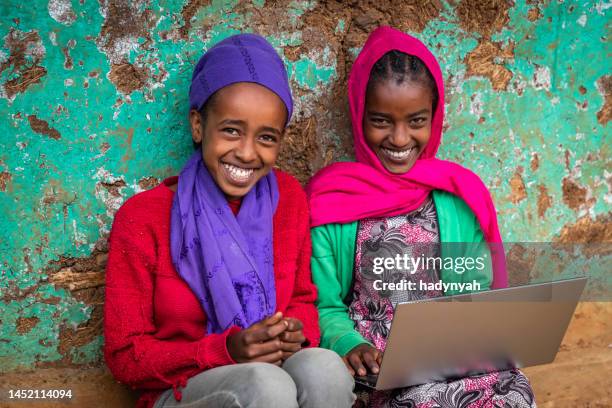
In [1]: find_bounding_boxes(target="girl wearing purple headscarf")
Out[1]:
[104,34,355,408]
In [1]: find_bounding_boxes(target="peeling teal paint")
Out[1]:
[287,54,336,90]
[0,296,84,368]
[0,0,609,371]
[286,0,317,25]
[71,335,104,365]
[403,0,610,242]
[335,19,345,35]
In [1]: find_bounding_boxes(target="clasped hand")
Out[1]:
[227,312,305,365]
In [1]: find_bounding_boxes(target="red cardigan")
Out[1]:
[103,169,320,408]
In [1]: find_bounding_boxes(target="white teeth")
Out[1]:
[382,147,413,160]
[223,163,254,181]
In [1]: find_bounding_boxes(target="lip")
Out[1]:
[379,146,417,164]
[220,162,258,187]
[221,161,260,170]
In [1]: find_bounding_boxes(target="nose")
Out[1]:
[389,123,412,148]
[234,135,257,163]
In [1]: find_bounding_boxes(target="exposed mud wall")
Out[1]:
[0,0,609,377]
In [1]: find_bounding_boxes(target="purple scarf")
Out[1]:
[170,152,279,333]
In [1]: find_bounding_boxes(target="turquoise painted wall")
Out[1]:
[0,0,609,370]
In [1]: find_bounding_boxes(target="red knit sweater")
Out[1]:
[103,170,320,408]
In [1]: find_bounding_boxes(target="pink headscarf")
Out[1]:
[306,26,507,289]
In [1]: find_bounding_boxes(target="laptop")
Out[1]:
[354,277,587,390]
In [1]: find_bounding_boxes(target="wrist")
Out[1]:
[224,326,242,364]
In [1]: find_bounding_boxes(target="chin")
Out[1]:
[379,158,415,174]
[220,183,251,199]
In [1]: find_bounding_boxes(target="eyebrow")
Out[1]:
[367,109,430,118]
[219,119,246,127]
[259,126,282,136]
[366,111,391,117]
[218,119,282,136]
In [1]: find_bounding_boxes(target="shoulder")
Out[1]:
[432,190,483,240]
[271,169,310,236]
[274,168,304,194]
[311,221,358,251]
[432,190,473,216]
[113,182,173,227]
[312,220,357,233]
[107,183,173,254]
[273,168,307,208]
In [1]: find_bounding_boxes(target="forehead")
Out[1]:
[210,82,287,124]
[366,80,433,111]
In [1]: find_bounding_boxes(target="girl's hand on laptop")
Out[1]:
[343,344,382,376]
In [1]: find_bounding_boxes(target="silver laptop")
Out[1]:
[355,277,587,390]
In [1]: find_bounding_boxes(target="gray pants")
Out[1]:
[153,347,355,408]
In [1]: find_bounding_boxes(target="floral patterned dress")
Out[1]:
[348,197,536,408]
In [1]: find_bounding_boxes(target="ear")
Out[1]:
[189,109,203,144]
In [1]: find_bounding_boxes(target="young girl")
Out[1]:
[307,27,535,407]
[104,33,354,408]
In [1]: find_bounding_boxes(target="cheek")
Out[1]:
[201,133,227,166]
[260,145,280,167]
[363,126,383,149]
[417,125,432,147]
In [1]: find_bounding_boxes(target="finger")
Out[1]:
[280,330,306,344]
[376,351,383,366]
[242,338,284,359]
[250,350,284,366]
[262,311,283,326]
[342,356,355,376]
[250,312,283,331]
[248,312,283,329]
[243,320,287,344]
[279,341,302,353]
[348,352,367,377]
[283,317,303,332]
[362,350,380,374]
[264,319,288,339]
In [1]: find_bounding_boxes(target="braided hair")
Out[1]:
[367,50,439,112]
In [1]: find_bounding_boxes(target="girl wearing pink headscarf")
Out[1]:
[307,27,536,407]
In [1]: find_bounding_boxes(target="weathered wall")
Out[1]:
[0,0,609,402]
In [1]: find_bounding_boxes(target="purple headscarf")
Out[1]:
[171,33,292,334]
[189,33,293,124]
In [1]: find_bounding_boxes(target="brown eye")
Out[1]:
[223,128,240,136]
[410,117,427,126]
[370,117,389,125]
[258,134,278,144]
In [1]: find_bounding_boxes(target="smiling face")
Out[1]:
[363,79,434,174]
[190,82,287,200]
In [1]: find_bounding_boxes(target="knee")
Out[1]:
[287,348,352,385]
[235,363,298,408]
[284,348,355,405]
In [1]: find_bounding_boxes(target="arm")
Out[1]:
[311,224,371,357]
[436,191,493,295]
[103,203,238,393]
[465,219,493,292]
[283,192,320,347]
[455,195,493,292]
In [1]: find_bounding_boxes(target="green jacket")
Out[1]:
[311,190,492,356]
